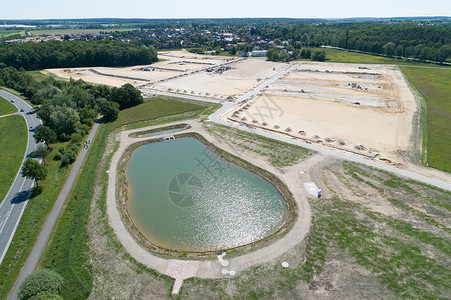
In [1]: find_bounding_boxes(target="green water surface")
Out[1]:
[127,137,287,251]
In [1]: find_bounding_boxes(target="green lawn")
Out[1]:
[400,66,451,172]
[112,97,211,129]
[0,115,27,203]
[294,48,449,67]
[0,96,17,116]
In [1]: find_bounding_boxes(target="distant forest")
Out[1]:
[257,22,451,62]
[0,40,158,70]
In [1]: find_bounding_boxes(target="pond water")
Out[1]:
[127,137,287,251]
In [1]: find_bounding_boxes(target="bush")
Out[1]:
[18,269,63,300]
[29,291,63,300]
[59,144,79,166]
[80,124,91,135]
[70,133,83,145]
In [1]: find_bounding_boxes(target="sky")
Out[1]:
[1,0,450,20]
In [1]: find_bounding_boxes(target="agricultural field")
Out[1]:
[400,66,451,172]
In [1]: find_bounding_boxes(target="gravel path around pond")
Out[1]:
[106,119,317,293]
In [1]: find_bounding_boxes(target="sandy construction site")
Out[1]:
[227,62,419,165]
[47,52,419,165]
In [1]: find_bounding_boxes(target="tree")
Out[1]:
[311,50,326,62]
[21,158,47,186]
[98,98,119,122]
[33,126,56,148]
[49,106,81,140]
[266,48,278,61]
[33,145,51,164]
[108,83,143,110]
[383,42,396,57]
[18,269,63,300]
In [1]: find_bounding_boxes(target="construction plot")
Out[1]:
[226,62,418,165]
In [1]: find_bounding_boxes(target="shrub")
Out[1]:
[18,269,63,300]
[70,133,83,145]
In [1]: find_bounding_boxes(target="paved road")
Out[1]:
[8,118,100,300]
[0,89,42,265]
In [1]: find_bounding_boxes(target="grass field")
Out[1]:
[0,30,26,39]
[113,96,216,129]
[36,98,213,299]
[0,115,27,204]
[293,48,449,67]
[400,66,451,172]
[0,96,17,116]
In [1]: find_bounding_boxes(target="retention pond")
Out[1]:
[127,137,288,252]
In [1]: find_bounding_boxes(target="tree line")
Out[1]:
[257,22,450,62]
[0,40,158,70]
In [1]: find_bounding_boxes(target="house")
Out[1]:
[251,50,267,57]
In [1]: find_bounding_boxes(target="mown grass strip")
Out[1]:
[0,115,27,203]
[399,66,451,172]
[0,96,17,116]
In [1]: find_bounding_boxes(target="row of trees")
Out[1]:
[0,40,158,70]
[258,22,451,63]
[266,49,325,62]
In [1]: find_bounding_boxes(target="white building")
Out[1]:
[251,50,267,57]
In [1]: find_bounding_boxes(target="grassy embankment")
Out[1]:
[0,115,27,203]
[36,97,216,299]
[0,96,17,116]
[400,66,451,172]
[0,140,76,299]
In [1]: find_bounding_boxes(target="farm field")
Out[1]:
[400,66,451,172]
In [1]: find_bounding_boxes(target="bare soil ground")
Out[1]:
[227,62,419,167]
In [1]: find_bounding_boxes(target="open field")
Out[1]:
[227,62,419,166]
[400,66,451,172]
[0,115,26,203]
[112,96,213,129]
[0,30,26,39]
[0,96,17,115]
